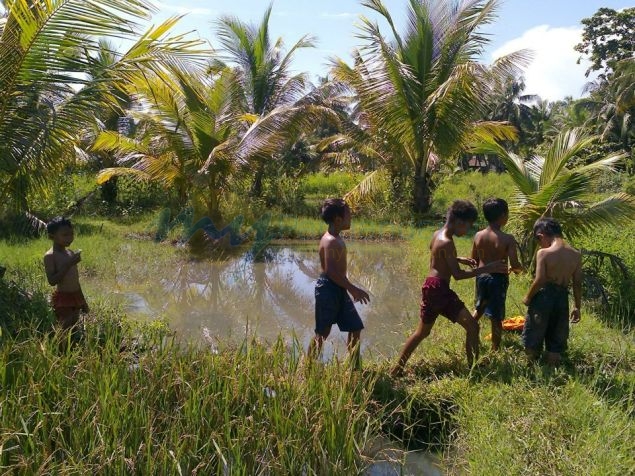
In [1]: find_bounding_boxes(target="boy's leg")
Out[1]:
[391,320,435,377]
[455,308,480,367]
[347,330,361,369]
[55,307,80,330]
[546,352,561,366]
[54,307,81,353]
[490,319,503,351]
[308,327,331,359]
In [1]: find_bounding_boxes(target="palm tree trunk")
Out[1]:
[99,176,118,204]
[413,164,432,215]
[251,164,265,197]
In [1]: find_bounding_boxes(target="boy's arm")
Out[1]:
[44,253,80,286]
[507,237,524,274]
[323,241,369,304]
[444,242,506,280]
[522,250,547,305]
[570,254,582,323]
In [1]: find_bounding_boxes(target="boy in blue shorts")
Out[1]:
[471,198,523,350]
[309,198,370,366]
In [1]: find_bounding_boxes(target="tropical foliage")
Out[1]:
[326,0,525,214]
[474,128,635,260]
[0,0,205,213]
[215,5,329,197]
[94,70,242,221]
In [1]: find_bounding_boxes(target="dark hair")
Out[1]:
[46,216,73,235]
[483,198,509,223]
[533,217,562,238]
[447,200,478,223]
[321,198,348,224]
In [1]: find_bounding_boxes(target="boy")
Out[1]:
[310,198,370,365]
[391,200,507,376]
[522,218,582,366]
[471,198,523,351]
[44,217,89,332]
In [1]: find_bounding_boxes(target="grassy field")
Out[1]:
[1,173,634,474]
[2,215,634,474]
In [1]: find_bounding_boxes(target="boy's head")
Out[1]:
[533,217,562,247]
[446,200,478,236]
[47,216,74,247]
[483,198,509,225]
[321,198,351,230]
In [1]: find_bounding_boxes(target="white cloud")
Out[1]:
[490,25,596,101]
[154,1,215,16]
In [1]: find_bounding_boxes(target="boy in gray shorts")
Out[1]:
[522,218,582,366]
[310,198,370,367]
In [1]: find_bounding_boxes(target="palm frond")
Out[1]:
[343,170,386,210]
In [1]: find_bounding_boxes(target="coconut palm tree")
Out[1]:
[215,4,322,197]
[473,128,635,262]
[94,68,242,222]
[328,0,526,214]
[0,0,205,213]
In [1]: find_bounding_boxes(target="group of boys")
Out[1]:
[43,198,582,371]
[313,198,582,373]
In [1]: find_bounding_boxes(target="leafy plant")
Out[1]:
[474,128,635,262]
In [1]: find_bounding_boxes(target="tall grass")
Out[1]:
[0,316,384,474]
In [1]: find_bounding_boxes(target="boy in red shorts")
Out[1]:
[391,200,507,376]
[44,217,89,338]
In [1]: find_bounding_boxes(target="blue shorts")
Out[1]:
[475,273,509,321]
[315,274,364,335]
[522,283,570,353]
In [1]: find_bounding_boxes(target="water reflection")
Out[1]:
[119,242,420,359]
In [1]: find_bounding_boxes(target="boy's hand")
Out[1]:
[458,257,477,268]
[522,295,530,306]
[350,286,370,304]
[71,251,82,265]
[570,308,581,323]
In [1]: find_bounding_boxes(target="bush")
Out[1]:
[624,175,635,195]
[431,171,516,218]
[302,171,365,198]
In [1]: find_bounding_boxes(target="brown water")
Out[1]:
[116,241,423,360]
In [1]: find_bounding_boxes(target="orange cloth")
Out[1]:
[502,316,525,331]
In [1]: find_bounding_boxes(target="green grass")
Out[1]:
[0,323,382,474]
[1,213,634,474]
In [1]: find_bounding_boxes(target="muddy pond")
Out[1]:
[115,241,423,360]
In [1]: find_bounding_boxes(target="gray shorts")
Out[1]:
[315,274,364,335]
[522,283,570,353]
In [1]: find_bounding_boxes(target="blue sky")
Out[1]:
[149,1,632,100]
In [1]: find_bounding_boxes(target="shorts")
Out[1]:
[315,274,364,335]
[522,283,570,353]
[475,273,509,321]
[420,276,466,324]
[51,290,87,329]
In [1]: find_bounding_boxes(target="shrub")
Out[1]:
[431,172,515,218]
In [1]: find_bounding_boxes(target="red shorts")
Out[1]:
[52,290,86,312]
[420,276,465,323]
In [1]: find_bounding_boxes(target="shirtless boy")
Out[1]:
[44,217,89,332]
[472,198,523,350]
[310,198,370,365]
[391,200,508,376]
[522,218,582,366]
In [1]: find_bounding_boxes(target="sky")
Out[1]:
[147,0,633,101]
